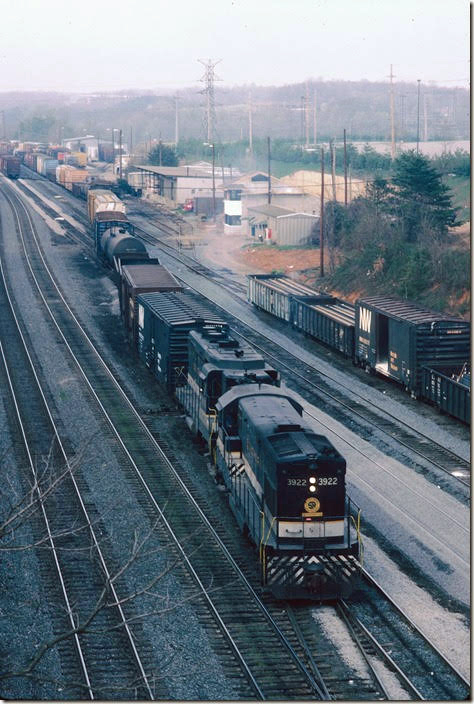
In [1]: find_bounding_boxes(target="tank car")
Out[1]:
[214,385,361,600]
[99,226,149,272]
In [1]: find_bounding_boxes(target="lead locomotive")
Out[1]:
[178,326,361,601]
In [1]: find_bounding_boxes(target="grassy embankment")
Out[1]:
[252,160,470,317]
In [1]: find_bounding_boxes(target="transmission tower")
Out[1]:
[198,58,222,143]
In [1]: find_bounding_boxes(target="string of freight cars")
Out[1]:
[246,274,470,425]
[87,185,363,602]
[1,151,470,425]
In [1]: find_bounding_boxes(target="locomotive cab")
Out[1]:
[215,385,361,600]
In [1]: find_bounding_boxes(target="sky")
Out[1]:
[0,0,469,92]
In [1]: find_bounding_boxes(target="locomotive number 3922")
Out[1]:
[287,477,338,487]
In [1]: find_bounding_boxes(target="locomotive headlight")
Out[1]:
[309,485,316,492]
[309,477,316,484]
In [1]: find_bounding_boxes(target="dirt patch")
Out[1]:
[237,244,324,275]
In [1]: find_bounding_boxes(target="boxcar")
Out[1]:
[136,291,227,391]
[291,295,355,358]
[87,189,125,223]
[0,155,21,178]
[247,274,319,323]
[354,296,470,396]
[120,263,182,347]
[421,364,470,424]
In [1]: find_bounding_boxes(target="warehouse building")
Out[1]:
[224,172,320,234]
[247,205,319,245]
[131,164,225,214]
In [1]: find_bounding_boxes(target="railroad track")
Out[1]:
[4,171,469,700]
[0,177,348,699]
[282,567,470,701]
[7,176,470,485]
[345,568,470,699]
[0,207,155,699]
[126,216,470,487]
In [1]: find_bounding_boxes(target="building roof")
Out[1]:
[134,165,216,178]
[247,204,294,217]
[225,171,304,196]
[62,135,98,143]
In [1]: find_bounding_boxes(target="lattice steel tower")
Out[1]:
[198,59,222,143]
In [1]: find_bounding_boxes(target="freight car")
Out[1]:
[176,324,360,600]
[136,291,228,392]
[247,274,470,423]
[0,155,21,178]
[354,296,471,422]
[120,263,182,347]
[87,188,125,223]
[421,364,470,423]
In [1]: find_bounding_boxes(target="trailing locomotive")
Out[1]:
[177,325,361,601]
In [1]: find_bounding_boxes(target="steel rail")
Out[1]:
[3,180,327,699]
[130,223,469,484]
[2,186,155,700]
[0,331,94,700]
[360,567,470,691]
[336,600,422,700]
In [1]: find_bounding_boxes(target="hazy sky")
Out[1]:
[0,0,469,92]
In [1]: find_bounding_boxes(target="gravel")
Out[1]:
[0,184,240,700]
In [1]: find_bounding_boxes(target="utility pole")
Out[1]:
[300,95,305,146]
[305,81,310,148]
[388,64,396,160]
[313,89,317,145]
[423,93,428,141]
[119,129,123,180]
[211,142,216,221]
[267,137,271,205]
[343,128,348,206]
[129,126,133,162]
[416,79,421,153]
[248,91,253,156]
[320,147,325,278]
[111,128,115,173]
[330,139,336,201]
[198,58,222,143]
[175,94,179,145]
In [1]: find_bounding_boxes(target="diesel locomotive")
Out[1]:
[178,326,361,601]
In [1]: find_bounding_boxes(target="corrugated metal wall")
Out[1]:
[276,215,317,246]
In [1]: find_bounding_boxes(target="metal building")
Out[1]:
[247,205,319,245]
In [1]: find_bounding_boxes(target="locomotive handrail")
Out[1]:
[350,510,364,565]
[259,513,276,581]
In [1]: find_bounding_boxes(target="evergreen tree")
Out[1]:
[148,143,178,166]
[390,151,458,242]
